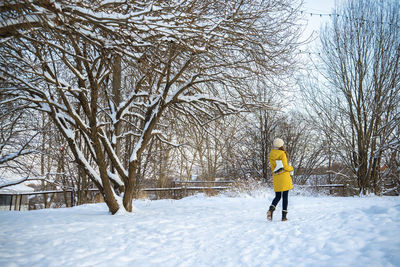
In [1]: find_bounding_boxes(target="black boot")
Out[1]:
[267,205,275,221]
[282,210,288,221]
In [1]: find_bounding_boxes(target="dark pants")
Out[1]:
[271,190,288,210]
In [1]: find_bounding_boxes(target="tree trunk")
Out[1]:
[124,162,139,212]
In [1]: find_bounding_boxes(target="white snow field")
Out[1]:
[0,191,399,267]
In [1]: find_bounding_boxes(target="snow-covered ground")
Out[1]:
[0,191,399,267]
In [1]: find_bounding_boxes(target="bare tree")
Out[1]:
[0,0,303,213]
[302,0,400,194]
[276,112,326,185]
[233,77,290,182]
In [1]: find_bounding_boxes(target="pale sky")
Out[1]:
[301,0,337,45]
[285,0,338,111]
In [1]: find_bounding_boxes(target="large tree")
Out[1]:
[0,0,303,213]
[302,0,400,194]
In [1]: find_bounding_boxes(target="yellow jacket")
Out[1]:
[269,149,294,192]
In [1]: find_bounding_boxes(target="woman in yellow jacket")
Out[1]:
[267,138,293,221]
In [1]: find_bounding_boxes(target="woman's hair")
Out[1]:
[278,146,289,159]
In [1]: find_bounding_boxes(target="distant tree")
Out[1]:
[234,78,289,182]
[277,112,326,185]
[302,0,400,194]
[0,0,303,213]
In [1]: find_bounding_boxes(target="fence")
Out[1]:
[0,181,350,211]
[302,184,349,196]
[0,190,74,211]
[142,180,234,199]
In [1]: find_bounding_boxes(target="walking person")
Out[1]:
[267,138,293,221]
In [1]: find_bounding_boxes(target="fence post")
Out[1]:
[344,184,349,196]
[19,195,22,211]
[71,190,74,207]
[9,195,12,211]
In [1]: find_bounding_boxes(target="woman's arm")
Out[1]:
[281,153,293,172]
